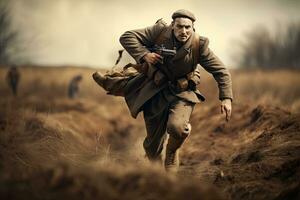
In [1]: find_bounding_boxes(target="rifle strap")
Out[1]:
[155,26,170,45]
[191,33,200,67]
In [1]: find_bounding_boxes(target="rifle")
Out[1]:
[124,45,176,83]
[142,45,176,85]
[111,49,124,71]
[147,44,176,59]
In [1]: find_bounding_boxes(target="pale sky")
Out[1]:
[6,0,300,68]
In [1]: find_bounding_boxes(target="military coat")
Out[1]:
[119,20,233,118]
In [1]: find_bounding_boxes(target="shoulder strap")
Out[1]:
[192,34,200,66]
[154,19,169,45]
[155,27,169,45]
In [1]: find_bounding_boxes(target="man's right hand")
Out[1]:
[143,52,163,64]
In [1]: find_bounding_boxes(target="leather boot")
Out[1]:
[164,136,185,173]
[92,71,107,88]
[146,154,163,166]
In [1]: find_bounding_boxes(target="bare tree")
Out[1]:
[235,22,300,69]
[0,0,16,65]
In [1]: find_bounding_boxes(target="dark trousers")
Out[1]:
[143,91,194,160]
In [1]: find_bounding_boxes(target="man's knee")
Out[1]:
[166,120,191,139]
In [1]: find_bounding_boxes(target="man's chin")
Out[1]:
[177,38,187,42]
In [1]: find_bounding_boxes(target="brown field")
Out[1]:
[0,66,299,200]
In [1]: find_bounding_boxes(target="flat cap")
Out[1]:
[172,9,196,22]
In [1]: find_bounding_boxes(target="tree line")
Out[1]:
[236,22,300,69]
[0,0,16,65]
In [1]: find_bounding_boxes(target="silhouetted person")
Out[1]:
[6,66,20,96]
[68,75,83,99]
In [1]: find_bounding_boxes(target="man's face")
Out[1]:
[172,17,194,43]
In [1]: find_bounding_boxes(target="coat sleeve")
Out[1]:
[198,37,233,101]
[119,21,166,64]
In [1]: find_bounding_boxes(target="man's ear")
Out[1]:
[171,20,175,29]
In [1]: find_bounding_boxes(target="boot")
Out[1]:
[92,71,107,88]
[146,154,163,166]
[164,136,185,173]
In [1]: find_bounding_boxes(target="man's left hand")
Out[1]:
[221,99,232,122]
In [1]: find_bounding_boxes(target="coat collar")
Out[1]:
[173,36,193,61]
[171,31,194,61]
[157,25,194,61]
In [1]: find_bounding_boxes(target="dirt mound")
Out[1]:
[0,100,223,200]
[0,162,224,200]
[1,67,300,200]
[181,104,300,200]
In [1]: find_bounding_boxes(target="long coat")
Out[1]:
[119,20,233,118]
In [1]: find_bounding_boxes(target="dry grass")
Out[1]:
[0,66,299,200]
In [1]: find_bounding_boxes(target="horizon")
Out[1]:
[4,0,300,68]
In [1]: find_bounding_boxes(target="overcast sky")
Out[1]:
[6,0,300,68]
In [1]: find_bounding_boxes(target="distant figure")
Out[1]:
[68,75,83,99]
[6,65,20,96]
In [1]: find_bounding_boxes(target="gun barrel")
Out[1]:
[161,49,176,56]
[147,46,176,57]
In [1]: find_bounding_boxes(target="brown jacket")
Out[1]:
[120,20,233,118]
